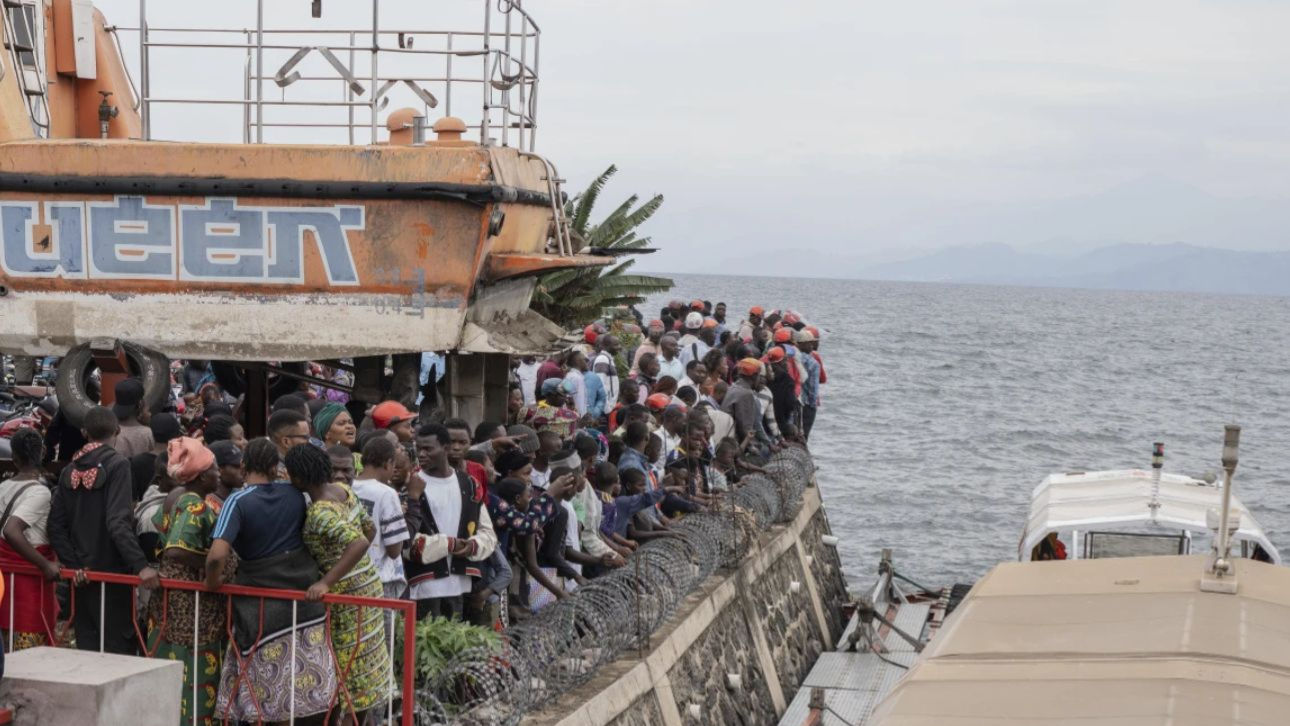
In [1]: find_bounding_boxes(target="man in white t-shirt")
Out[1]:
[657,334,685,384]
[405,423,496,621]
[591,335,621,405]
[677,360,708,393]
[676,312,704,362]
[528,430,560,492]
[351,434,410,600]
[701,383,737,445]
[514,356,540,406]
[560,498,582,587]
[563,349,589,416]
[651,406,686,469]
[680,319,716,368]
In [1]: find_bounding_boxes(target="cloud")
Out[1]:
[96,0,1290,276]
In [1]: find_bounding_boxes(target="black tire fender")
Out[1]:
[55,342,170,428]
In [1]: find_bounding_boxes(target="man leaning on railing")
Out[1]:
[47,406,160,654]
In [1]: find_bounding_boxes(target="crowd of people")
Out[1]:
[0,298,824,725]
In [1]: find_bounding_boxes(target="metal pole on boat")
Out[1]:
[1202,425,1241,593]
[139,0,149,139]
[481,0,491,144]
[1148,442,1163,520]
[254,0,263,143]
[1216,426,1240,570]
[411,114,426,146]
[370,0,379,145]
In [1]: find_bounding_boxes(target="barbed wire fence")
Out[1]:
[415,447,817,725]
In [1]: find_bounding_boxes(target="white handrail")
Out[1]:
[124,0,541,148]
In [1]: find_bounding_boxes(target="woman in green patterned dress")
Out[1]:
[147,437,237,726]
[285,443,392,719]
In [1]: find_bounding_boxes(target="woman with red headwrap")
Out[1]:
[146,437,236,726]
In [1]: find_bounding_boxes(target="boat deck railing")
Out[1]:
[105,0,541,148]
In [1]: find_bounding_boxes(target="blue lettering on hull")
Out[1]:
[0,196,364,285]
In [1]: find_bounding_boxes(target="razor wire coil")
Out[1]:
[417,448,816,725]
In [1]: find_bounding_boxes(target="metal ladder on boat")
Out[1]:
[1,0,51,137]
[518,150,574,255]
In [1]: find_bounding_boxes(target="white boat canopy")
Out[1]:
[1018,469,1280,564]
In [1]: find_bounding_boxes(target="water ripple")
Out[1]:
[651,277,1290,587]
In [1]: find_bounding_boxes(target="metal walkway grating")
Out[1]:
[779,601,931,725]
[779,651,918,725]
[888,601,932,652]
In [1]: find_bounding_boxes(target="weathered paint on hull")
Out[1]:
[0,193,489,297]
[0,290,468,361]
[0,141,603,358]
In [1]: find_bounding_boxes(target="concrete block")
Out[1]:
[0,647,182,726]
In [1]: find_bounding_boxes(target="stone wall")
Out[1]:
[604,692,664,726]
[754,539,827,700]
[665,592,778,726]
[523,484,846,726]
[801,504,848,637]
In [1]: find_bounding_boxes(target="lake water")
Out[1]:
[648,274,1290,588]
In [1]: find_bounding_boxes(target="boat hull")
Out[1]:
[0,140,599,358]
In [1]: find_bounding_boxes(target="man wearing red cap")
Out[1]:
[644,392,671,415]
[771,328,805,400]
[721,358,775,457]
[371,400,416,443]
[764,347,800,436]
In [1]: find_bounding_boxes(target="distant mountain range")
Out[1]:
[858,243,1290,296]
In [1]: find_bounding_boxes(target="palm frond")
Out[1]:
[604,259,636,277]
[532,165,673,328]
[590,194,662,248]
[569,165,617,235]
[586,195,639,247]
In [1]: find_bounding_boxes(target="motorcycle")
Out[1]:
[0,387,58,468]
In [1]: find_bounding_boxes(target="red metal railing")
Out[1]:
[0,562,416,725]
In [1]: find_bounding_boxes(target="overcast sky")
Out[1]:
[97,0,1290,275]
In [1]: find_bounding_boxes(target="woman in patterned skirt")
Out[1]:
[146,437,235,726]
[208,439,338,724]
[285,443,392,720]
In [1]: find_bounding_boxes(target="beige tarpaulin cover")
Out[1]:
[869,555,1290,725]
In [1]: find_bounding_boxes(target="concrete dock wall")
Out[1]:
[524,484,847,726]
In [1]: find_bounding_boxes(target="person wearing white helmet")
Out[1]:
[677,312,714,367]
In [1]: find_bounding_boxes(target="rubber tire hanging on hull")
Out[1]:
[210,361,306,401]
[55,342,170,427]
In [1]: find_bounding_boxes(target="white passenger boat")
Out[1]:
[781,427,1289,725]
